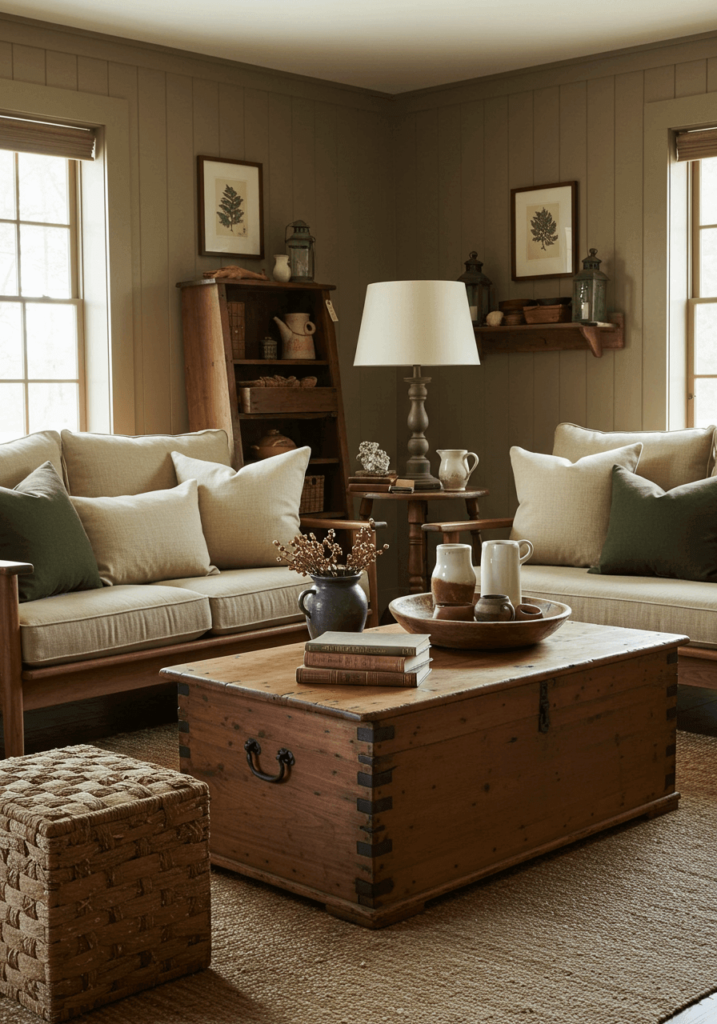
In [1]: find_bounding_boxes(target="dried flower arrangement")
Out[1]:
[274,520,388,578]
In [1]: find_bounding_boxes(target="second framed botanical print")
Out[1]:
[511,181,577,281]
[197,156,264,259]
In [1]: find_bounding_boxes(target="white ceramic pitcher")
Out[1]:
[480,538,534,609]
[437,449,479,491]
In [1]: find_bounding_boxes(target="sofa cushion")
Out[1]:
[592,466,717,582]
[156,567,369,635]
[19,585,211,667]
[71,480,218,586]
[62,428,232,497]
[509,443,643,568]
[553,422,715,490]
[520,564,710,647]
[154,567,309,634]
[0,430,63,488]
[171,446,311,569]
[0,462,102,603]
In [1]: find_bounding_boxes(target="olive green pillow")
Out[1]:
[591,465,717,580]
[0,461,102,602]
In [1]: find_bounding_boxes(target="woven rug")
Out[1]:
[1,727,715,1024]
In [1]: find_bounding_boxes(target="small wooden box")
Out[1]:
[0,746,211,1021]
[239,387,337,414]
[168,621,682,929]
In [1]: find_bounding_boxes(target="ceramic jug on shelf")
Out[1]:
[273,313,316,360]
[480,538,533,609]
[437,449,479,491]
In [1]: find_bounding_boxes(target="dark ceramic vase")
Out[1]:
[298,573,368,639]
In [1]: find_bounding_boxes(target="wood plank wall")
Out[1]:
[393,41,717,541]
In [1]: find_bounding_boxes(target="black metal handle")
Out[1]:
[244,739,295,783]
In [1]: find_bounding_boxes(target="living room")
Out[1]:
[1,4,717,1023]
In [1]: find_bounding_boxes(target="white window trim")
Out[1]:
[645,92,717,430]
[0,79,134,433]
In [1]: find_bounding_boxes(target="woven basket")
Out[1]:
[300,474,325,514]
[0,746,211,1022]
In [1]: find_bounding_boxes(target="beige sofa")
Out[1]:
[0,428,377,757]
[427,422,717,689]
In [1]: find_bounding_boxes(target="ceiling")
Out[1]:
[5,0,717,94]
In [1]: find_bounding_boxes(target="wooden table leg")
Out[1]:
[465,495,482,566]
[358,497,374,521]
[407,499,428,594]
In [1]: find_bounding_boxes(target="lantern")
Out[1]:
[572,248,609,323]
[457,252,492,325]
[285,220,315,282]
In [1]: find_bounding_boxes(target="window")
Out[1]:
[688,155,717,427]
[0,150,84,443]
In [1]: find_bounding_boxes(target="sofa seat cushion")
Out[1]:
[20,586,211,667]
[155,568,370,636]
[519,564,715,648]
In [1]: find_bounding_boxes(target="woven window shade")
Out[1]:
[0,115,96,160]
[675,127,717,163]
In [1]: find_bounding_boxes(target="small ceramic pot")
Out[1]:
[298,574,368,639]
[431,543,476,606]
[251,429,297,460]
[473,594,515,622]
[515,603,543,621]
[272,254,291,282]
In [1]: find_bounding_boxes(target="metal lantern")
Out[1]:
[572,248,609,323]
[457,252,492,325]
[285,220,315,282]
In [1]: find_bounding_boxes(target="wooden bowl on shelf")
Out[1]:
[388,593,572,650]
[523,304,573,324]
[498,298,533,311]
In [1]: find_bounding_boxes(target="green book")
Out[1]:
[305,631,431,657]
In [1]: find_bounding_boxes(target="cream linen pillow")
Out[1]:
[0,430,63,488]
[553,422,715,490]
[71,480,218,585]
[171,446,311,569]
[510,443,643,567]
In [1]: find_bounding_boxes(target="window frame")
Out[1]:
[687,158,717,428]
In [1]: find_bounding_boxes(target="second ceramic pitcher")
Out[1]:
[437,450,479,491]
[480,538,534,609]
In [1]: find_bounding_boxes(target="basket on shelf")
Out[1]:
[523,304,572,324]
[300,475,325,514]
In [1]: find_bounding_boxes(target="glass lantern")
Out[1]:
[285,220,315,282]
[457,252,492,325]
[572,248,609,323]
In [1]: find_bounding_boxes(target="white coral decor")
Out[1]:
[358,441,391,474]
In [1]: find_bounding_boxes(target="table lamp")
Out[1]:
[353,280,480,490]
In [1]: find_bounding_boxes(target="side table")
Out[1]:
[354,489,488,594]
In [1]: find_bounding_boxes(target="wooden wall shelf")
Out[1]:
[475,312,624,358]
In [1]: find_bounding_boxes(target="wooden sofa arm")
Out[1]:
[422,517,514,544]
[0,561,33,759]
[300,517,387,532]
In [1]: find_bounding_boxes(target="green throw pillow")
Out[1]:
[590,465,717,581]
[0,461,103,602]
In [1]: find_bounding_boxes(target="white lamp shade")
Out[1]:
[353,280,480,367]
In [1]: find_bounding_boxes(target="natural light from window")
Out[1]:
[0,150,83,443]
[690,155,717,427]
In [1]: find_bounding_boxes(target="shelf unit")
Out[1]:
[475,312,624,358]
[177,278,351,518]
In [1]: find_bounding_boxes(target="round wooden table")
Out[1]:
[354,489,488,594]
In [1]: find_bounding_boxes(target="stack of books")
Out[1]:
[296,631,432,688]
[347,473,397,494]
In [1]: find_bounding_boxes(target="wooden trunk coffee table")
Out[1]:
[161,621,684,929]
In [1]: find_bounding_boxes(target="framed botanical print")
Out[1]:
[197,156,264,259]
[511,181,577,281]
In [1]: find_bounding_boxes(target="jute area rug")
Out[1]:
[1,729,715,1024]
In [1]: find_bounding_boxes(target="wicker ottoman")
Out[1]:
[0,745,211,1022]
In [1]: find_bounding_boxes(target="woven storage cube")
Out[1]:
[0,745,211,1022]
[299,474,325,514]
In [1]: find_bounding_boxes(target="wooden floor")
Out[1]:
[664,685,717,1024]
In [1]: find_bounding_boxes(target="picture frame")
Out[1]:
[197,156,264,260]
[511,181,577,281]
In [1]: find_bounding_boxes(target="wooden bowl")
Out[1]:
[499,298,533,311]
[388,593,572,650]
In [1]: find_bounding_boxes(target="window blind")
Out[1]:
[675,127,717,163]
[0,115,96,160]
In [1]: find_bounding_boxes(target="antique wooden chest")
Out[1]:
[164,620,683,928]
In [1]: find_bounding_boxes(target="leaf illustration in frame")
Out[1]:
[217,184,244,232]
[530,207,558,250]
